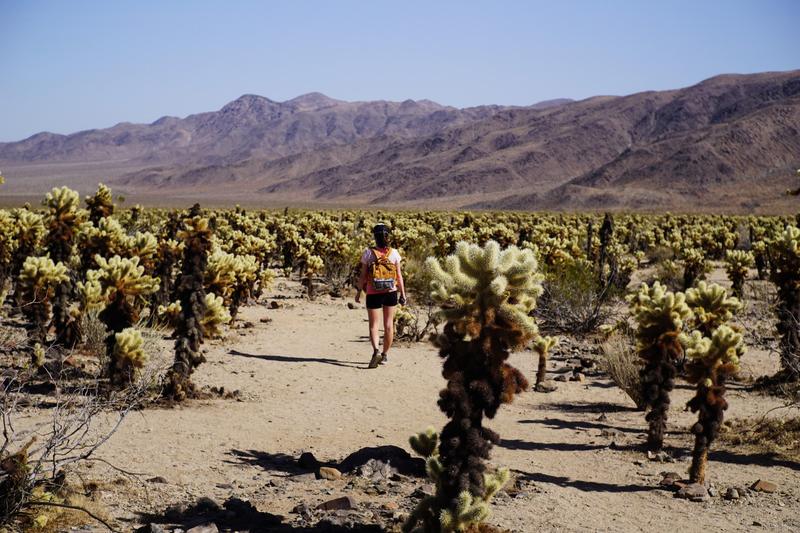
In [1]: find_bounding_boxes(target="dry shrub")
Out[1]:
[80,311,108,364]
[536,260,615,335]
[722,417,800,460]
[600,329,645,409]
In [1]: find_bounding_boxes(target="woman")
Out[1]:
[355,223,407,368]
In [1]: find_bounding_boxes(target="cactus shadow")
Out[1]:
[710,449,800,472]
[539,400,640,414]
[499,438,638,453]
[226,449,307,476]
[229,349,366,369]
[518,417,645,435]
[513,469,652,493]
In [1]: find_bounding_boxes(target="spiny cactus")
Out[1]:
[405,241,541,533]
[201,293,231,338]
[17,257,69,353]
[85,183,114,224]
[91,255,158,386]
[681,248,708,290]
[43,186,85,347]
[723,250,754,298]
[685,281,743,336]
[10,210,45,282]
[628,282,693,451]
[533,335,558,387]
[166,215,213,400]
[683,325,744,484]
[112,327,148,382]
[405,427,511,533]
[767,225,800,380]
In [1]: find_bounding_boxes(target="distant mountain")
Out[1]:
[1,71,798,212]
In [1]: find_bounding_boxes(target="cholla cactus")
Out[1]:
[406,241,542,532]
[767,225,800,380]
[43,187,85,346]
[166,215,213,400]
[10,210,45,281]
[112,327,148,382]
[533,335,559,387]
[683,325,744,484]
[405,427,511,533]
[723,250,754,297]
[201,293,231,338]
[628,282,693,451]
[681,248,708,290]
[91,255,158,385]
[685,281,743,336]
[17,257,69,357]
[85,183,114,224]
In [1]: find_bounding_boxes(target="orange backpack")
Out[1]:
[370,248,398,291]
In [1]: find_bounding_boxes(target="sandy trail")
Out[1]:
[31,279,799,532]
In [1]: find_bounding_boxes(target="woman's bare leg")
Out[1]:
[382,304,397,356]
[368,307,381,352]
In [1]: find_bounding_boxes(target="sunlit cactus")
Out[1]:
[201,293,231,338]
[681,248,708,290]
[17,256,69,354]
[166,215,213,400]
[10,210,45,281]
[112,327,149,382]
[685,281,743,336]
[533,335,558,387]
[767,225,800,381]
[43,186,85,346]
[85,183,114,224]
[404,241,542,533]
[683,325,744,484]
[723,250,754,298]
[404,427,511,533]
[91,255,158,386]
[628,282,693,451]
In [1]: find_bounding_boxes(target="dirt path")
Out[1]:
[43,279,800,531]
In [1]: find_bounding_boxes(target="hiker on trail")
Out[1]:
[355,223,407,368]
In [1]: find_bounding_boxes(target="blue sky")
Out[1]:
[0,0,797,141]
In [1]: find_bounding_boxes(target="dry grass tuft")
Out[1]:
[600,330,645,409]
[722,417,800,461]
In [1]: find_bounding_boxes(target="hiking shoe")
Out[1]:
[368,352,381,369]
[380,353,388,365]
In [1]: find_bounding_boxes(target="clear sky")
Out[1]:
[0,0,797,141]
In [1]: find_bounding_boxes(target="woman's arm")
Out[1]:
[355,261,368,302]
[396,261,406,303]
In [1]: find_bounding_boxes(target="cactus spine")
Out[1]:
[628,282,692,451]
[404,241,542,532]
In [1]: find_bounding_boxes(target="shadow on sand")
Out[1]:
[229,349,365,369]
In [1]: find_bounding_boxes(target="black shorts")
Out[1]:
[366,291,398,309]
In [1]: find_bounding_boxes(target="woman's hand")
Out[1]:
[399,294,407,306]
[355,289,361,304]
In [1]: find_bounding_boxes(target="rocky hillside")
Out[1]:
[2,71,798,212]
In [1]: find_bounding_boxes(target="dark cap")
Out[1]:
[372,223,390,235]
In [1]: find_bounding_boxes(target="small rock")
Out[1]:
[580,357,596,369]
[382,502,400,511]
[752,521,763,527]
[725,487,740,500]
[708,486,718,497]
[259,317,272,324]
[319,467,343,480]
[600,428,622,438]
[676,483,709,502]
[570,372,586,383]
[215,483,234,490]
[347,302,357,310]
[241,321,255,329]
[291,503,312,515]
[269,301,282,309]
[554,375,568,382]
[647,450,675,463]
[534,381,558,393]
[187,524,219,533]
[298,451,320,470]
[751,479,777,493]
[316,496,357,511]
[597,413,608,421]
[136,525,166,533]
[146,476,168,484]
[659,472,682,487]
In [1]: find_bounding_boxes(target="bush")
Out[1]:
[535,259,615,335]
[600,329,645,409]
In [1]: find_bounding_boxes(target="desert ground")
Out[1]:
[8,273,798,533]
